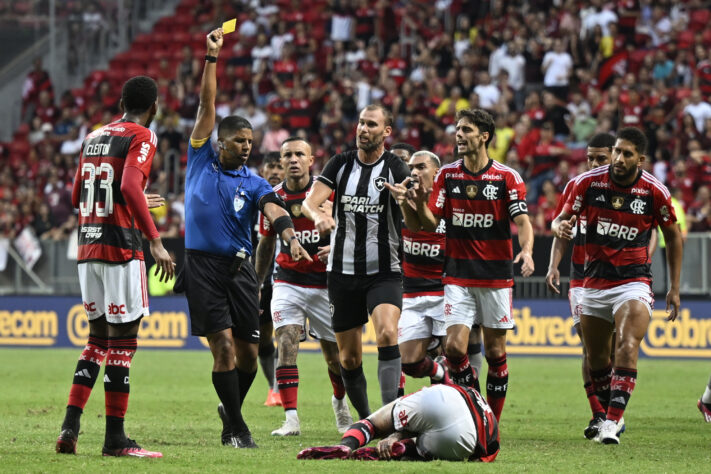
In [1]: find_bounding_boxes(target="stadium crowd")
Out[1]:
[3,0,711,242]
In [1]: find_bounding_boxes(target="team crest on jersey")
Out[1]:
[466,185,478,198]
[611,196,624,209]
[483,184,498,200]
[233,191,245,213]
[630,197,646,214]
[373,176,387,192]
[291,204,302,217]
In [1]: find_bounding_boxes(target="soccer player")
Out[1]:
[390,142,417,162]
[392,108,534,422]
[56,76,175,457]
[256,151,285,408]
[254,137,353,436]
[545,132,615,439]
[296,383,499,462]
[388,151,448,385]
[302,104,411,418]
[699,374,711,422]
[552,127,683,444]
[182,28,311,448]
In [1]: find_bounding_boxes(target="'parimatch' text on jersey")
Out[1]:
[259,176,328,287]
[428,159,528,288]
[76,120,156,263]
[563,166,676,290]
[318,150,410,275]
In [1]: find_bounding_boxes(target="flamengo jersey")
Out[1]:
[402,220,446,296]
[563,166,676,290]
[428,159,528,288]
[318,150,410,276]
[76,119,157,263]
[259,177,328,287]
[555,179,586,288]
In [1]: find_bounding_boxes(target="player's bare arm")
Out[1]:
[263,202,312,263]
[385,177,421,230]
[254,233,277,286]
[302,180,336,235]
[513,213,535,278]
[410,180,439,232]
[546,237,570,294]
[149,238,175,283]
[191,28,223,141]
[316,245,330,264]
[660,223,683,321]
[551,211,577,240]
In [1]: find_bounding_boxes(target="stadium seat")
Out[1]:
[677,30,695,49]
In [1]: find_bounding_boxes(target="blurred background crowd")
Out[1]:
[2,0,711,244]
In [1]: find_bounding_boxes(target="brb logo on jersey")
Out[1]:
[402,238,441,257]
[596,219,639,241]
[452,212,494,228]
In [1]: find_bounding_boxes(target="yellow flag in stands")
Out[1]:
[222,18,236,34]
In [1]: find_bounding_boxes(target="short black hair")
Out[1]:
[218,115,253,138]
[263,151,281,166]
[121,76,157,115]
[588,132,616,149]
[617,127,648,155]
[391,142,417,155]
[362,104,393,127]
[455,108,495,146]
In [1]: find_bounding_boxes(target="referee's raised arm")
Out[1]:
[191,28,223,142]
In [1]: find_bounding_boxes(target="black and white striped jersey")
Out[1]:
[317,150,410,276]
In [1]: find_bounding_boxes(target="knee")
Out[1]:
[444,339,466,359]
[375,326,398,346]
[339,352,361,370]
[211,336,235,367]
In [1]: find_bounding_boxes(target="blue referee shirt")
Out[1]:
[185,138,273,257]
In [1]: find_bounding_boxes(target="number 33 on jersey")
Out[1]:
[76,121,157,263]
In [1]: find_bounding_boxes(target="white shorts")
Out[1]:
[78,260,149,324]
[568,286,584,326]
[271,282,335,342]
[443,285,514,330]
[398,294,446,343]
[392,385,477,461]
[582,282,654,323]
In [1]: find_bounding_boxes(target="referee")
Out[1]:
[182,28,311,449]
[303,105,410,419]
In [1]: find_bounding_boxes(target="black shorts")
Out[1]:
[327,272,403,333]
[259,282,273,326]
[182,249,260,343]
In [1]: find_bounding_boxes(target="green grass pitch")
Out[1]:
[0,348,709,472]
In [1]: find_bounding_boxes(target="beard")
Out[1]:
[611,164,638,182]
[358,135,384,153]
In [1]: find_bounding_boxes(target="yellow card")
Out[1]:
[222,18,236,34]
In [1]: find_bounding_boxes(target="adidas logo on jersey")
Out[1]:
[452,186,460,193]
[596,195,605,202]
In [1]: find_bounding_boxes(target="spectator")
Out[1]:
[21,57,53,121]
[525,121,569,203]
[473,71,501,111]
[542,38,573,100]
[687,185,711,231]
[683,89,711,133]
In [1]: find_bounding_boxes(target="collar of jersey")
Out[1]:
[355,150,386,167]
[282,176,313,194]
[216,158,248,178]
[461,158,493,178]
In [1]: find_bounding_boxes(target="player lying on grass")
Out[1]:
[297,384,499,462]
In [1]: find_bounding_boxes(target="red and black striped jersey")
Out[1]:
[259,176,329,288]
[555,179,586,288]
[563,166,676,290]
[428,159,528,288]
[402,220,446,297]
[449,384,500,463]
[76,120,156,264]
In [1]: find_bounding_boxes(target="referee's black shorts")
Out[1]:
[327,271,403,333]
[182,249,260,343]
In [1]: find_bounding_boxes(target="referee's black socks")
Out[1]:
[212,369,248,435]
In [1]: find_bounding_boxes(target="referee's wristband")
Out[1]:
[204,55,217,63]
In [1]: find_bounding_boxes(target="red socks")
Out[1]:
[276,365,299,411]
